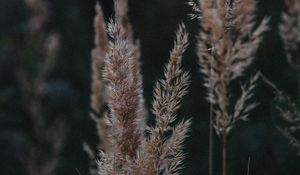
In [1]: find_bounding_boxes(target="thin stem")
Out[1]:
[260,73,281,94]
[297,70,300,108]
[220,77,228,175]
[247,157,251,175]
[222,133,227,175]
[209,102,214,175]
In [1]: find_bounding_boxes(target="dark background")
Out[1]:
[0,0,299,175]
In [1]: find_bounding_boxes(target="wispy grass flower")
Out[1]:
[91,1,191,174]
[189,0,269,174]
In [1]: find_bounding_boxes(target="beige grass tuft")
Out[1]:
[91,1,191,175]
[189,0,269,175]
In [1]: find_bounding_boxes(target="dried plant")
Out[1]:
[90,2,110,154]
[91,1,191,174]
[246,157,251,175]
[89,0,144,153]
[280,0,300,70]
[91,3,109,117]
[189,0,269,175]
[86,2,142,174]
[280,0,300,107]
[276,0,300,156]
[140,24,190,175]
[24,0,49,37]
[15,1,64,175]
[261,73,300,156]
[276,94,300,156]
[84,4,112,175]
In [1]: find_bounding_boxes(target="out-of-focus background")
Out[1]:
[0,0,299,175]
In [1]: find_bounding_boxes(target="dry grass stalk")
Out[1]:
[280,0,300,107]
[277,0,300,155]
[90,3,110,153]
[275,92,300,155]
[261,74,300,156]
[16,1,64,175]
[189,0,269,175]
[24,0,49,37]
[280,0,300,70]
[93,1,191,174]
[88,1,143,174]
[91,3,109,115]
[140,24,191,175]
[246,157,251,175]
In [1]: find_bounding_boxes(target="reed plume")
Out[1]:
[189,0,269,175]
[261,73,300,156]
[140,24,191,175]
[16,1,64,175]
[84,4,111,175]
[280,0,300,70]
[277,0,300,155]
[92,1,191,174]
[280,0,300,106]
[276,93,300,155]
[91,3,109,116]
[89,3,110,155]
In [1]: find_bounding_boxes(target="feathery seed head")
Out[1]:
[192,0,267,135]
[280,0,300,69]
[93,1,191,174]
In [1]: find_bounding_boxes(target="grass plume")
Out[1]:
[189,0,269,174]
[92,1,191,174]
[280,0,300,107]
[16,1,64,175]
[261,73,300,156]
[275,0,300,155]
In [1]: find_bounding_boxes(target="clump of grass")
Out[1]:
[90,0,191,174]
[189,0,269,175]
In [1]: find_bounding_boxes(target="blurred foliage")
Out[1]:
[0,0,300,175]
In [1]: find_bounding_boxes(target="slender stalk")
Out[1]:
[297,70,300,108]
[95,2,192,172]
[220,76,229,175]
[190,1,267,175]
[247,157,251,175]
[209,102,214,175]
[222,133,227,175]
